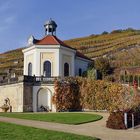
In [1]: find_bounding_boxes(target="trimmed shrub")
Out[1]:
[106,111,126,129]
[106,110,140,129]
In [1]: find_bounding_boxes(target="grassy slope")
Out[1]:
[1,29,140,76]
[0,113,102,125]
[0,122,100,140]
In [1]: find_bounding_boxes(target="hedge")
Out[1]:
[52,77,140,112]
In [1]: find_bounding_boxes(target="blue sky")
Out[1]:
[1,0,140,53]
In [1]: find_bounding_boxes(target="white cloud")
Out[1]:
[0,25,9,32]
[0,15,16,32]
[0,15,16,34]
[4,16,16,24]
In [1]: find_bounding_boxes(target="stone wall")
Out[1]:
[0,80,56,112]
[0,83,24,112]
[33,84,56,112]
[23,83,33,112]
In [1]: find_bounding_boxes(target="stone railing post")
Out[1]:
[124,112,128,128]
[132,113,134,128]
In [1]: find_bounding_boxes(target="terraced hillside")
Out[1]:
[0,48,24,77]
[1,28,140,77]
[65,29,140,68]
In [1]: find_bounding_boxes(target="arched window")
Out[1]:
[79,68,82,76]
[64,63,69,77]
[44,61,51,77]
[28,63,32,76]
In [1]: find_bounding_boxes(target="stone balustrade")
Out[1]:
[0,75,59,86]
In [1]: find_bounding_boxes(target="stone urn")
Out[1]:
[0,104,9,112]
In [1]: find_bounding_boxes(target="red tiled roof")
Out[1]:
[35,35,76,50]
[35,35,91,61]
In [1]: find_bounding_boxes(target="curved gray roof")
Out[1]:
[44,19,57,27]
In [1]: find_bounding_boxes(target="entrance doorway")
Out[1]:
[37,88,52,111]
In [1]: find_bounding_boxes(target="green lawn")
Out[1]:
[0,112,102,124]
[0,122,100,140]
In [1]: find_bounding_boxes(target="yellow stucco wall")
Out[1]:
[0,83,24,112]
[40,52,55,76]
[25,53,34,75]
[26,53,34,64]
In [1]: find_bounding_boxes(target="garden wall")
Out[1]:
[0,82,24,112]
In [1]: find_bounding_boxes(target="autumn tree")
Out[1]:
[102,31,109,35]
[94,57,111,79]
[85,61,97,80]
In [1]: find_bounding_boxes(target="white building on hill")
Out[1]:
[0,19,92,112]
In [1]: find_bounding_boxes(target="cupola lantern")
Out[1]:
[44,18,57,36]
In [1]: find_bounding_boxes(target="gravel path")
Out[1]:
[0,112,140,140]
